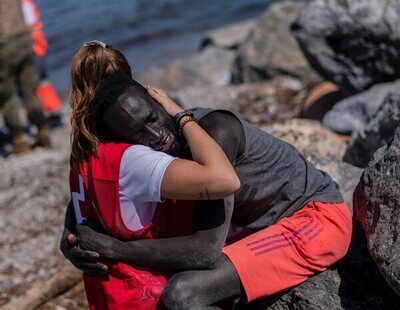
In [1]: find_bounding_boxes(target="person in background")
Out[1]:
[0,0,51,153]
[21,0,63,128]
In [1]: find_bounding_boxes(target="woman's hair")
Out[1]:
[69,43,132,170]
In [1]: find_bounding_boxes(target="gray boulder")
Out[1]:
[139,46,235,92]
[292,0,400,94]
[344,88,400,167]
[354,127,400,296]
[232,0,318,84]
[323,81,400,135]
[200,19,255,50]
[175,76,308,125]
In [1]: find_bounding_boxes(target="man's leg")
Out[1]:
[163,254,242,310]
[15,34,50,147]
[222,201,352,303]
[0,67,21,132]
[17,58,51,147]
[0,50,31,153]
[16,55,47,130]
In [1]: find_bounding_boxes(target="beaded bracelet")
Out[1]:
[179,117,198,135]
[173,111,193,126]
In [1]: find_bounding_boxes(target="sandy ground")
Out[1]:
[0,118,73,307]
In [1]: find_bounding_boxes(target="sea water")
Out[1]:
[36,0,273,91]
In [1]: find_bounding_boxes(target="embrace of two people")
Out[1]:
[60,41,353,310]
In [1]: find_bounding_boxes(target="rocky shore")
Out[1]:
[1,0,400,308]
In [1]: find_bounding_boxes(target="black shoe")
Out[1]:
[47,112,64,128]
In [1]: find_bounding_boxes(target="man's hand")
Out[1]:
[60,226,108,275]
[75,224,122,260]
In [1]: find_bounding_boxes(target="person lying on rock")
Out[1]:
[60,42,353,309]
[63,41,239,310]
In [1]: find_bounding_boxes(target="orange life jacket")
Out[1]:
[21,0,48,57]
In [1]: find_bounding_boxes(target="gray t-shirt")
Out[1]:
[189,108,343,229]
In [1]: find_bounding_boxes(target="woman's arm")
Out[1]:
[146,86,240,200]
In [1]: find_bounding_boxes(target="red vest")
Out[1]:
[69,142,194,310]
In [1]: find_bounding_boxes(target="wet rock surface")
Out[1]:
[232,0,318,84]
[354,127,400,296]
[292,0,400,94]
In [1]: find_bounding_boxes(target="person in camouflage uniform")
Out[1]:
[0,0,51,153]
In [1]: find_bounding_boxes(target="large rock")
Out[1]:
[199,19,255,50]
[173,84,244,112]
[354,127,400,296]
[269,119,346,169]
[236,77,307,125]
[344,87,400,167]
[175,76,308,125]
[232,0,318,84]
[292,0,400,94]
[139,46,235,92]
[323,81,400,135]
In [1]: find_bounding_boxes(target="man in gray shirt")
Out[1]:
[61,75,352,308]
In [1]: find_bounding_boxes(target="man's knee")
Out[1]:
[163,274,197,310]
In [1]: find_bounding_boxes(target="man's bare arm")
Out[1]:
[77,196,233,269]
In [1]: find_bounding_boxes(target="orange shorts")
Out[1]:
[222,201,352,302]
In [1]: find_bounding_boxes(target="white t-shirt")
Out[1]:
[119,145,176,231]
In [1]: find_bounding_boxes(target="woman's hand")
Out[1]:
[146,85,183,117]
[146,85,240,201]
